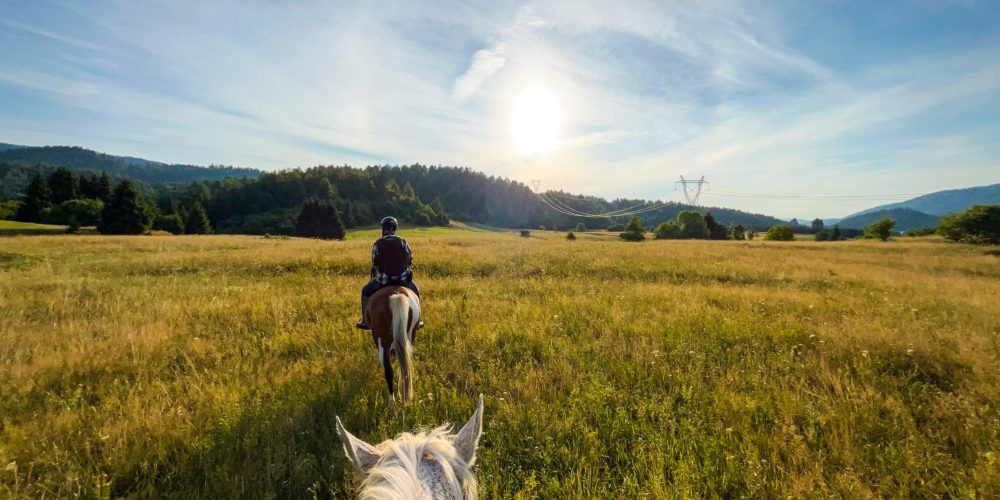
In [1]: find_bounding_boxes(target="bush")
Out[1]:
[619,216,646,242]
[606,223,625,232]
[814,230,830,241]
[653,220,681,240]
[0,199,19,220]
[864,218,896,241]
[764,224,795,241]
[731,224,746,241]
[937,205,1000,245]
[47,199,104,226]
[566,231,576,240]
[520,230,530,238]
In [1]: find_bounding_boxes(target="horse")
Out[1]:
[365,285,421,407]
[336,394,484,500]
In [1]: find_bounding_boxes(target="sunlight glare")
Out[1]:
[509,88,560,157]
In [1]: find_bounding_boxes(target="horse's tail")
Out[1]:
[389,293,413,405]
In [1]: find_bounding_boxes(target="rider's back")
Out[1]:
[373,234,411,279]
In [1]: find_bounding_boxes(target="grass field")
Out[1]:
[1,227,999,498]
[0,220,68,236]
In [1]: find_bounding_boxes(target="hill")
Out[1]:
[837,207,940,230]
[0,145,262,186]
[850,183,1000,217]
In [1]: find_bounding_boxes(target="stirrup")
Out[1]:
[356,321,369,330]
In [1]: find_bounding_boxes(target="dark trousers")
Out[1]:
[362,279,419,299]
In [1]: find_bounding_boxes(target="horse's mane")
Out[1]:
[361,425,478,500]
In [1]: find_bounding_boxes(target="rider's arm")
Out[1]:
[370,242,379,279]
[403,239,413,268]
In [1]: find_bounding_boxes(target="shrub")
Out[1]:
[764,224,795,241]
[619,216,646,242]
[654,220,681,240]
[47,199,104,226]
[520,230,530,238]
[937,205,1000,245]
[864,218,896,242]
[566,231,576,240]
[814,230,830,241]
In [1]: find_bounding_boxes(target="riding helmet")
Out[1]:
[380,216,399,232]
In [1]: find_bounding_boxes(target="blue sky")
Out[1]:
[1,0,998,217]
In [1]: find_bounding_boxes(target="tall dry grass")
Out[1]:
[1,228,998,497]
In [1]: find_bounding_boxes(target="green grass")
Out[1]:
[0,220,67,235]
[1,227,999,498]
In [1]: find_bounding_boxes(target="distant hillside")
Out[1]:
[851,183,1000,217]
[837,208,940,231]
[0,143,25,152]
[0,145,262,186]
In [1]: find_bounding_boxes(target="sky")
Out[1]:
[1,0,999,218]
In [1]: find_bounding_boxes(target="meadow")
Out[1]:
[1,226,999,498]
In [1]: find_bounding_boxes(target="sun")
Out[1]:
[509,88,560,157]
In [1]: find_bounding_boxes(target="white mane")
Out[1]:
[361,425,477,500]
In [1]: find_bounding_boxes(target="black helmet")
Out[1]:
[380,216,398,232]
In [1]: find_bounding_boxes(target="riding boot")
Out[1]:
[356,297,370,330]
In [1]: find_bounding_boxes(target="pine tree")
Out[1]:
[16,174,51,222]
[48,167,76,204]
[184,202,212,234]
[295,199,346,240]
[95,173,112,203]
[831,225,842,241]
[98,181,151,234]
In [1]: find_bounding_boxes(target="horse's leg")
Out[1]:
[379,338,395,407]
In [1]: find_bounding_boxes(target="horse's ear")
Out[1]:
[453,394,484,465]
[336,416,380,474]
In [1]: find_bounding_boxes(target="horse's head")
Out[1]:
[336,394,484,500]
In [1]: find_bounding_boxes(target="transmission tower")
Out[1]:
[530,179,542,193]
[676,175,709,205]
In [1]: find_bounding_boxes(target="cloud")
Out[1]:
[452,45,507,102]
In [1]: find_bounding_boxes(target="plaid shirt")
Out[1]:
[371,234,413,284]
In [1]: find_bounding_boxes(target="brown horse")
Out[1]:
[365,285,421,407]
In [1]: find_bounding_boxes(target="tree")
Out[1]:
[48,167,76,204]
[731,224,746,240]
[811,218,824,233]
[764,224,795,241]
[654,220,681,240]
[16,174,51,222]
[831,225,842,241]
[814,230,830,241]
[49,199,104,226]
[619,216,646,241]
[295,199,346,240]
[566,231,576,240]
[0,199,19,220]
[185,202,212,234]
[705,213,729,240]
[98,181,152,234]
[864,218,895,241]
[94,172,112,203]
[677,210,709,239]
[154,214,185,234]
[316,177,339,201]
[429,197,449,226]
[937,205,1000,245]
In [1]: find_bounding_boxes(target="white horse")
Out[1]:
[336,395,484,500]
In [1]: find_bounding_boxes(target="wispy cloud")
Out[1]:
[453,45,507,102]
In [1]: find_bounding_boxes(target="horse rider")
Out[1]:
[356,216,424,330]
